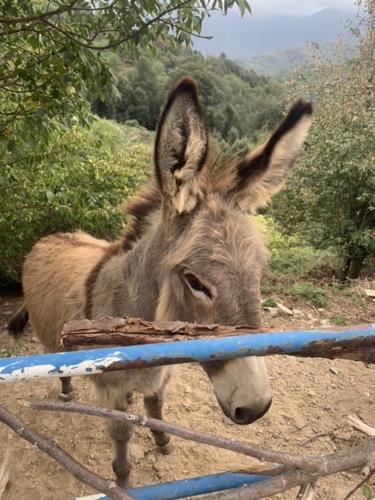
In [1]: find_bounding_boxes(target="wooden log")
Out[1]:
[0,404,132,500]
[61,318,375,364]
[61,317,260,347]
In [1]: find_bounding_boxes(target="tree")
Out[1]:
[1,0,253,283]
[90,46,285,144]
[0,119,151,283]
[0,0,250,165]
[274,1,375,280]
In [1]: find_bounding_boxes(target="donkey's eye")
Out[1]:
[184,272,213,300]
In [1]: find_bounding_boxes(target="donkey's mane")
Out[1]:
[122,180,162,251]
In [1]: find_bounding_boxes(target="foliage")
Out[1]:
[0,119,150,283]
[362,483,374,500]
[241,43,317,78]
[0,0,249,167]
[289,282,329,308]
[329,315,348,326]
[255,216,335,280]
[241,40,355,78]
[273,3,375,280]
[261,298,278,308]
[91,48,285,145]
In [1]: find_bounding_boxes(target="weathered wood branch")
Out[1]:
[25,400,375,499]
[348,414,375,436]
[27,399,315,469]
[61,318,375,364]
[27,399,361,473]
[186,439,375,499]
[343,467,375,500]
[61,317,259,347]
[0,404,132,500]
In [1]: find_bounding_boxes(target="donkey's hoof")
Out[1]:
[59,392,73,402]
[115,475,131,488]
[126,393,135,405]
[113,461,131,488]
[159,442,174,455]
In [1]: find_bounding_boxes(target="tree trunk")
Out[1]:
[347,255,366,280]
[338,256,352,282]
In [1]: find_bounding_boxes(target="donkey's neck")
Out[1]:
[91,219,165,321]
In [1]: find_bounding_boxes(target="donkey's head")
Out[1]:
[136,77,312,424]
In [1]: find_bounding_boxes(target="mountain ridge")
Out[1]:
[193,7,356,60]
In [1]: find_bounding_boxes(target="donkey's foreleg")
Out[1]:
[59,376,73,401]
[109,400,135,487]
[144,386,173,455]
[126,392,134,405]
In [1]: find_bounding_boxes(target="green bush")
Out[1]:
[273,18,375,280]
[254,216,334,279]
[289,282,329,308]
[329,315,348,326]
[0,119,151,283]
[261,298,278,308]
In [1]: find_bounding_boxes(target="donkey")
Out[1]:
[8,76,312,486]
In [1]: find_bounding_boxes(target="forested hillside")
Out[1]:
[91,48,285,147]
[240,41,355,77]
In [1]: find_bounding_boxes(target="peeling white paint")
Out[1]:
[73,495,105,500]
[0,354,123,384]
[0,363,56,381]
[58,354,123,377]
[0,365,55,383]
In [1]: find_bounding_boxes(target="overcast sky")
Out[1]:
[249,0,357,16]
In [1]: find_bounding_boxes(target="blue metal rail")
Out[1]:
[0,324,374,384]
[75,472,268,500]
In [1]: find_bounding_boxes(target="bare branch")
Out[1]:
[27,399,339,472]
[0,404,132,500]
[24,400,375,499]
[348,414,375,437]
[69,0,120,12]
[41,0,196,51]
[0,26,51,37]
[186,440,375,499]
[160,19,213,39]
[296,481,317,500]
[342,467,375,500]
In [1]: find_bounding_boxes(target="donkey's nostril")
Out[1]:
[233,398,272,425]
[234,406,252,424]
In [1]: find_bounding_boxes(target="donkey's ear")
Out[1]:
[154,77,209,214]
[226,101,312,212]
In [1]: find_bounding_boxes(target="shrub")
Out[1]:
[289,282,329,308]
[0,119,151,283]
[329,316,348,326]
[261,298,278,308]
[254,216,335,279]
[274,12,375,280]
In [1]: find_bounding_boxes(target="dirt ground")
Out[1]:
[0,291,374,500]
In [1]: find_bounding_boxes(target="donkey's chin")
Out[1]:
[216,395,272,425]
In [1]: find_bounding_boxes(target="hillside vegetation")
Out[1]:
[91,48,285,147]
[240,41,355,78]
[0,1,373,288]
[0,120,151,283]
